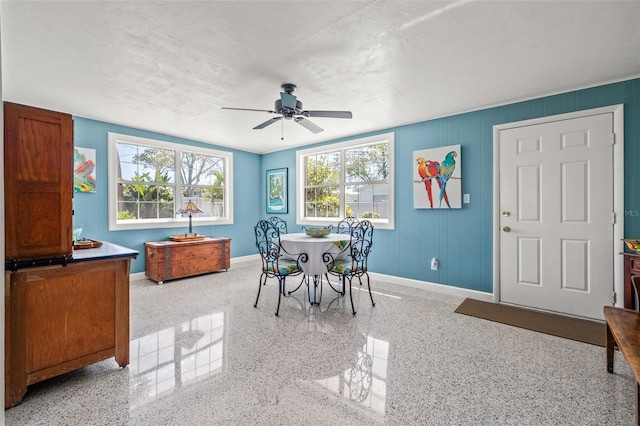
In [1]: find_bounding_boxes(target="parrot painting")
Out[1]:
[416,157,436,208]
[436,150,457,208]
[414,145,461,209]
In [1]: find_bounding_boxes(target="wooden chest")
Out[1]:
[144,237,231,284]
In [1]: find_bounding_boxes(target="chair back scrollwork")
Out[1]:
[255,220,282,268]
[267,216,288,235]
[337,216,359,234]
[349,220,373,273]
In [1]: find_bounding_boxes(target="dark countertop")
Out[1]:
[5,241,138,272]
[71,241,138,262]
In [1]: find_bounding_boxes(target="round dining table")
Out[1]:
[279,232,351,303]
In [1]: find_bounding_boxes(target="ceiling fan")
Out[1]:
[221,83,352,134]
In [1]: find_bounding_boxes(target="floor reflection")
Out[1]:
[128,312,226,408]
[314,334,389,415]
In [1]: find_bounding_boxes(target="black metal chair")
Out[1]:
[267,216,288,235]
[335,216,363,290]
[325,219,376,315]
[315,217,358,298]
[254,219,306,316]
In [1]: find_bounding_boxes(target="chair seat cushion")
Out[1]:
[329,259,366,275]
[264,259,300,275]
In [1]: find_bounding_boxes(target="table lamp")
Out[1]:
[176,200,203,236]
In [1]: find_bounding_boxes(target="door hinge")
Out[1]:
[612,291,617,306]
[610,133,616,145]
[612,211,617,225]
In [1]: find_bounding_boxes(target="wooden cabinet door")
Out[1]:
[4,102,74,261]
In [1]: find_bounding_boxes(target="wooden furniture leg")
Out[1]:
[607,320,615,373]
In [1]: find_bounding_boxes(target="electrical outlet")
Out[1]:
[430,258,438,271]
[463,194,470,204]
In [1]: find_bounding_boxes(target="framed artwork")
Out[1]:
[74,147,97,193]
[266,168,288,214]
[413,144,461,209]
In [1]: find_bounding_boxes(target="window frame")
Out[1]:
[108,132,233,231]
[296,132,395,230]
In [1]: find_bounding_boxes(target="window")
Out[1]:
[296,133,394,230]
[108,133,233,230]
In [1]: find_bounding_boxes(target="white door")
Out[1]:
[498,112,615,320]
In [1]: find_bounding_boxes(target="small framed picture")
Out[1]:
[74,147,97,193]
[266,168,288,214]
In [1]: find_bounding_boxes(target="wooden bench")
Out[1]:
[604,306,640,425]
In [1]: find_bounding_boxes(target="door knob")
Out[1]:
[502,211,510,217]
[503,226,511,232]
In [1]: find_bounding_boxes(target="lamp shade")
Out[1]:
[176,200,203,214]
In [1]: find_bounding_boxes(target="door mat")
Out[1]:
[454,298,605,347]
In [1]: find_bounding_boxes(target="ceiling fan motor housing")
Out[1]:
[281,83,296,93]
[274,98,303,119]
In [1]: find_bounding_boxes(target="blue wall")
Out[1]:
[72,118,262,274]
[71,78,639,287]
[262,78,640,293]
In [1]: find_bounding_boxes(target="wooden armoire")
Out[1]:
[3,103,136,409]
[4,102,74,264]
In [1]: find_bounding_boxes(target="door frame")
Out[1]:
[492,104,625,308]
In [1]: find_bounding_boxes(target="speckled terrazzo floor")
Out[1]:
[5,260,636,425]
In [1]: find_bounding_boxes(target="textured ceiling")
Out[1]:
[2,1,639,154]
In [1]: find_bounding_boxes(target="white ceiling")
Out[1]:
[2,1,639,154]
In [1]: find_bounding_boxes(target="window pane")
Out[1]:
[345,144,389,183]
[159,202,175,219]
[117,143,176,183]
[137,148,175,183]
[347,183,387,219]
[305,186,339,218]
[139,201,159,219]
[155,186,174,204]
[306,152,340,186]
[181,153,224,186]
[117,201,138,220]
[208,188,225,217]
[117,144,139,181]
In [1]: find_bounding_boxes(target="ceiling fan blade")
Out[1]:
[304,110,352,119]
[295,117,324,134]
[280,92,297,110]
[253,116,282,130]
[222,107,276,114]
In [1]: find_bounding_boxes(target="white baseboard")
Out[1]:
[230,254,260,266]
[368,271,493,302]
[131,256,493,302]
[130,271,147,282]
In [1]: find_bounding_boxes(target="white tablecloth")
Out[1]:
[279,233,350,276]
